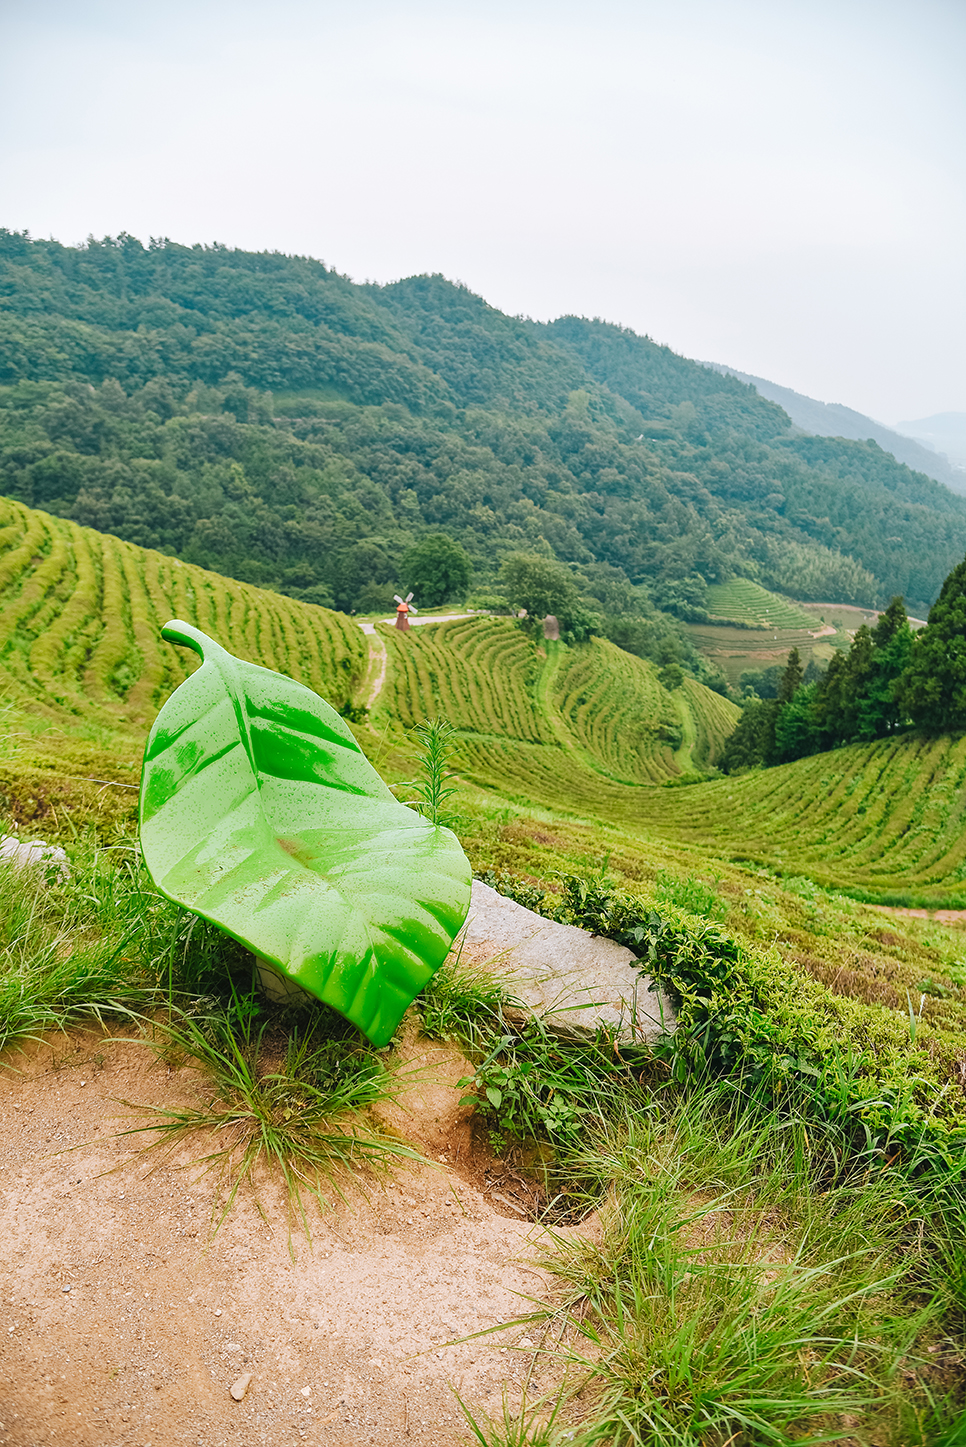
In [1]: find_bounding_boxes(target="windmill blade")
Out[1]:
[393,594,405,606]
[408,604,419,614]
[405,592,414,603]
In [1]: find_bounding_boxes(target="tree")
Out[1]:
[896,559,966,732]
[720,698,777,774]
[500,553,602,643]
[501,553,579,620]
[400,533,472,608]
[777,647,804,703]
[816,628,874,745]
[773,681,821,762]
[855,596,913,738]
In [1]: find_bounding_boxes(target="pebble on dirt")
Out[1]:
[230,1373,253,1402]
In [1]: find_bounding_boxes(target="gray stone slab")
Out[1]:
[456,881,676,1043]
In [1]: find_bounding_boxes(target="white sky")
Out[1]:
[1,0,963,423]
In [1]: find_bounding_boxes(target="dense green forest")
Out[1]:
[2,231,965,617]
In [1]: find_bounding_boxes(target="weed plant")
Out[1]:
[397,716,462,826]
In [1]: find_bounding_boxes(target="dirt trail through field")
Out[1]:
[869,904,966,926]
[362,633,388,711]
[0,1029,583,1447]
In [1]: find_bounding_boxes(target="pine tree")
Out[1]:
[856,596,913,738]
[777,647,804,703]
[896,559,966,732]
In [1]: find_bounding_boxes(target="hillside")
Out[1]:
[380,615,738,792]
[704,361,966,495]
[3,232,966,618]
[7,497,966,905]
[897,411,966,473]
[0,494,366,781]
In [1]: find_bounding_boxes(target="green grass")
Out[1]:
[0,839,172,1054]
[423,944,964,1445]
[512,1089,950,1446]
[117,989,420,1241]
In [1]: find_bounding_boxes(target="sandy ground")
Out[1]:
[0,1028,584,1447]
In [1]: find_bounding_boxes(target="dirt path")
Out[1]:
[363,633,388,712]
[869,903,966,926]
[0,1029,581,1447]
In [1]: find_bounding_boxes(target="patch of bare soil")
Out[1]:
[0,1027,587,1447]
[869,904,966,926]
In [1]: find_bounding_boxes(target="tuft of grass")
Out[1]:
[456,1385,571,1447]
[418,947,512,1043]
[0,840,423,1238]
[114,982,422,1240]
[496,1086,945,1446]
[0,839,173,1055]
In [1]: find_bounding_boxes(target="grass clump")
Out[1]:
[0,838,421,1234]
[0,839,176,1055]
[118,982,417,1239]
[482,1089,952,1446]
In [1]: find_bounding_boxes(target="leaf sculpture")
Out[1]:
[139,620,472,1046]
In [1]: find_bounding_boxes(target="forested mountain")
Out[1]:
[702,362,966,496]
[2,230,965,617]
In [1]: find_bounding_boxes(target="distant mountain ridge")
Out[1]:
[3,231,966,617]
[702,363,966,495]
[895,413,966,473]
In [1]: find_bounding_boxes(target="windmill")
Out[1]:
[393,591,418,631]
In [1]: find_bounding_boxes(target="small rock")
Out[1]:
[213,1308,222,1317]
[230,1373,253,1402]
[0,835,69,884]
[300,1386,311,1397]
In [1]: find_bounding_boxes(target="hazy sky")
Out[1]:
[1,0,963,424]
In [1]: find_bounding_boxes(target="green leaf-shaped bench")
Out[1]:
[139,621,472,1046]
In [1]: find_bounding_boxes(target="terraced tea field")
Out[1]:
[375,614,966,900]
[641,733,966,900]
[6,494,966,903]
[0,496,367,752]
[706,579,816,629]
[381,618,739,789]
